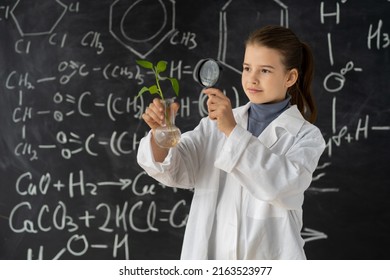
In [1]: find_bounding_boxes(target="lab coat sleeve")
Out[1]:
[214,123,326,210]
[137,119,208,189]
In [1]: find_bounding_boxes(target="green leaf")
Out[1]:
[135,59,179,100]
[156,61,167,74]
[136,60,154,70]
[149,85,159,95]
[169,78,180,96]
[136,86,150,98]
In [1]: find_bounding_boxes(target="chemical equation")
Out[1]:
[9,199,188,234]
[13,170,168,198]
[9,169,189,259]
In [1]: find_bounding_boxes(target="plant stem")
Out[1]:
[154,67,164,101]
[153,67,171,127]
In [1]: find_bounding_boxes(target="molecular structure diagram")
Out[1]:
[109,0,288,65]
[217,0,288,74]
[9,0,288,67]
[109,0,176,59]
[10,0,67,37]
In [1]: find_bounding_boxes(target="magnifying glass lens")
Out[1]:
[197,59,221,87]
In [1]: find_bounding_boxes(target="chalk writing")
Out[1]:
[368,19,390,50]
[319,2,389,160]
[0,0,389,260]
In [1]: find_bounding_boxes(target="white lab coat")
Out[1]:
[137,103,326,260]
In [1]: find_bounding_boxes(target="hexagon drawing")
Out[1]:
[218,0,289,74]
[10,0,67,37]
[109,0,176,59]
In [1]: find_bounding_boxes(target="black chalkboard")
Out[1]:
[0,0,389,260]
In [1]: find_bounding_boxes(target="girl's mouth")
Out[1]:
[247,88,263,94]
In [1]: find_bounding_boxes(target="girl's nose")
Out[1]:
[249,73,259,84]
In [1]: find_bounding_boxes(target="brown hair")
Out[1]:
[245,25,317,123]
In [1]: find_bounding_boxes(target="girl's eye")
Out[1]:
[261,69,271,73]
[243,66,250,72]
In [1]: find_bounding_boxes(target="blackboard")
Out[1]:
[0,0,389,260]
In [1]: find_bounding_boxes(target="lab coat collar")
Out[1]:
[234,102,305,148]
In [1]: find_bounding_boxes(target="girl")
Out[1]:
[137,25,326,259]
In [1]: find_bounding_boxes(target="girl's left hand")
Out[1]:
[203,88,237,137]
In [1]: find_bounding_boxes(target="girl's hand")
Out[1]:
[203,88,236,136]
[142,98,180,130]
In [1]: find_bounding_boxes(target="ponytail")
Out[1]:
[290,42,317,123]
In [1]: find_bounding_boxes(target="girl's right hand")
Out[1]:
[142,98,180,130]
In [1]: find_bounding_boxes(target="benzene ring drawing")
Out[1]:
[218,0,289,74]
[110,0,176,59]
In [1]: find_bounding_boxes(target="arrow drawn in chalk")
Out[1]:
[97,179,132,190]
[301,227,328,243]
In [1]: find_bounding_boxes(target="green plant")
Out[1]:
[136,60,179,100]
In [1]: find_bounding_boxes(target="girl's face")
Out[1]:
[241,44,298,104]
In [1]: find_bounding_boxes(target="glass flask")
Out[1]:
[153,98,181,148]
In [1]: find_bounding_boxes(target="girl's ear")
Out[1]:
[285,68,298,88]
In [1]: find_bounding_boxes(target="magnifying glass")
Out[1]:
[194,58,222,87]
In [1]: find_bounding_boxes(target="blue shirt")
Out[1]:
[247,96,291,137]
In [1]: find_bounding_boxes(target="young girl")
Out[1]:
[137,25,326,259]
